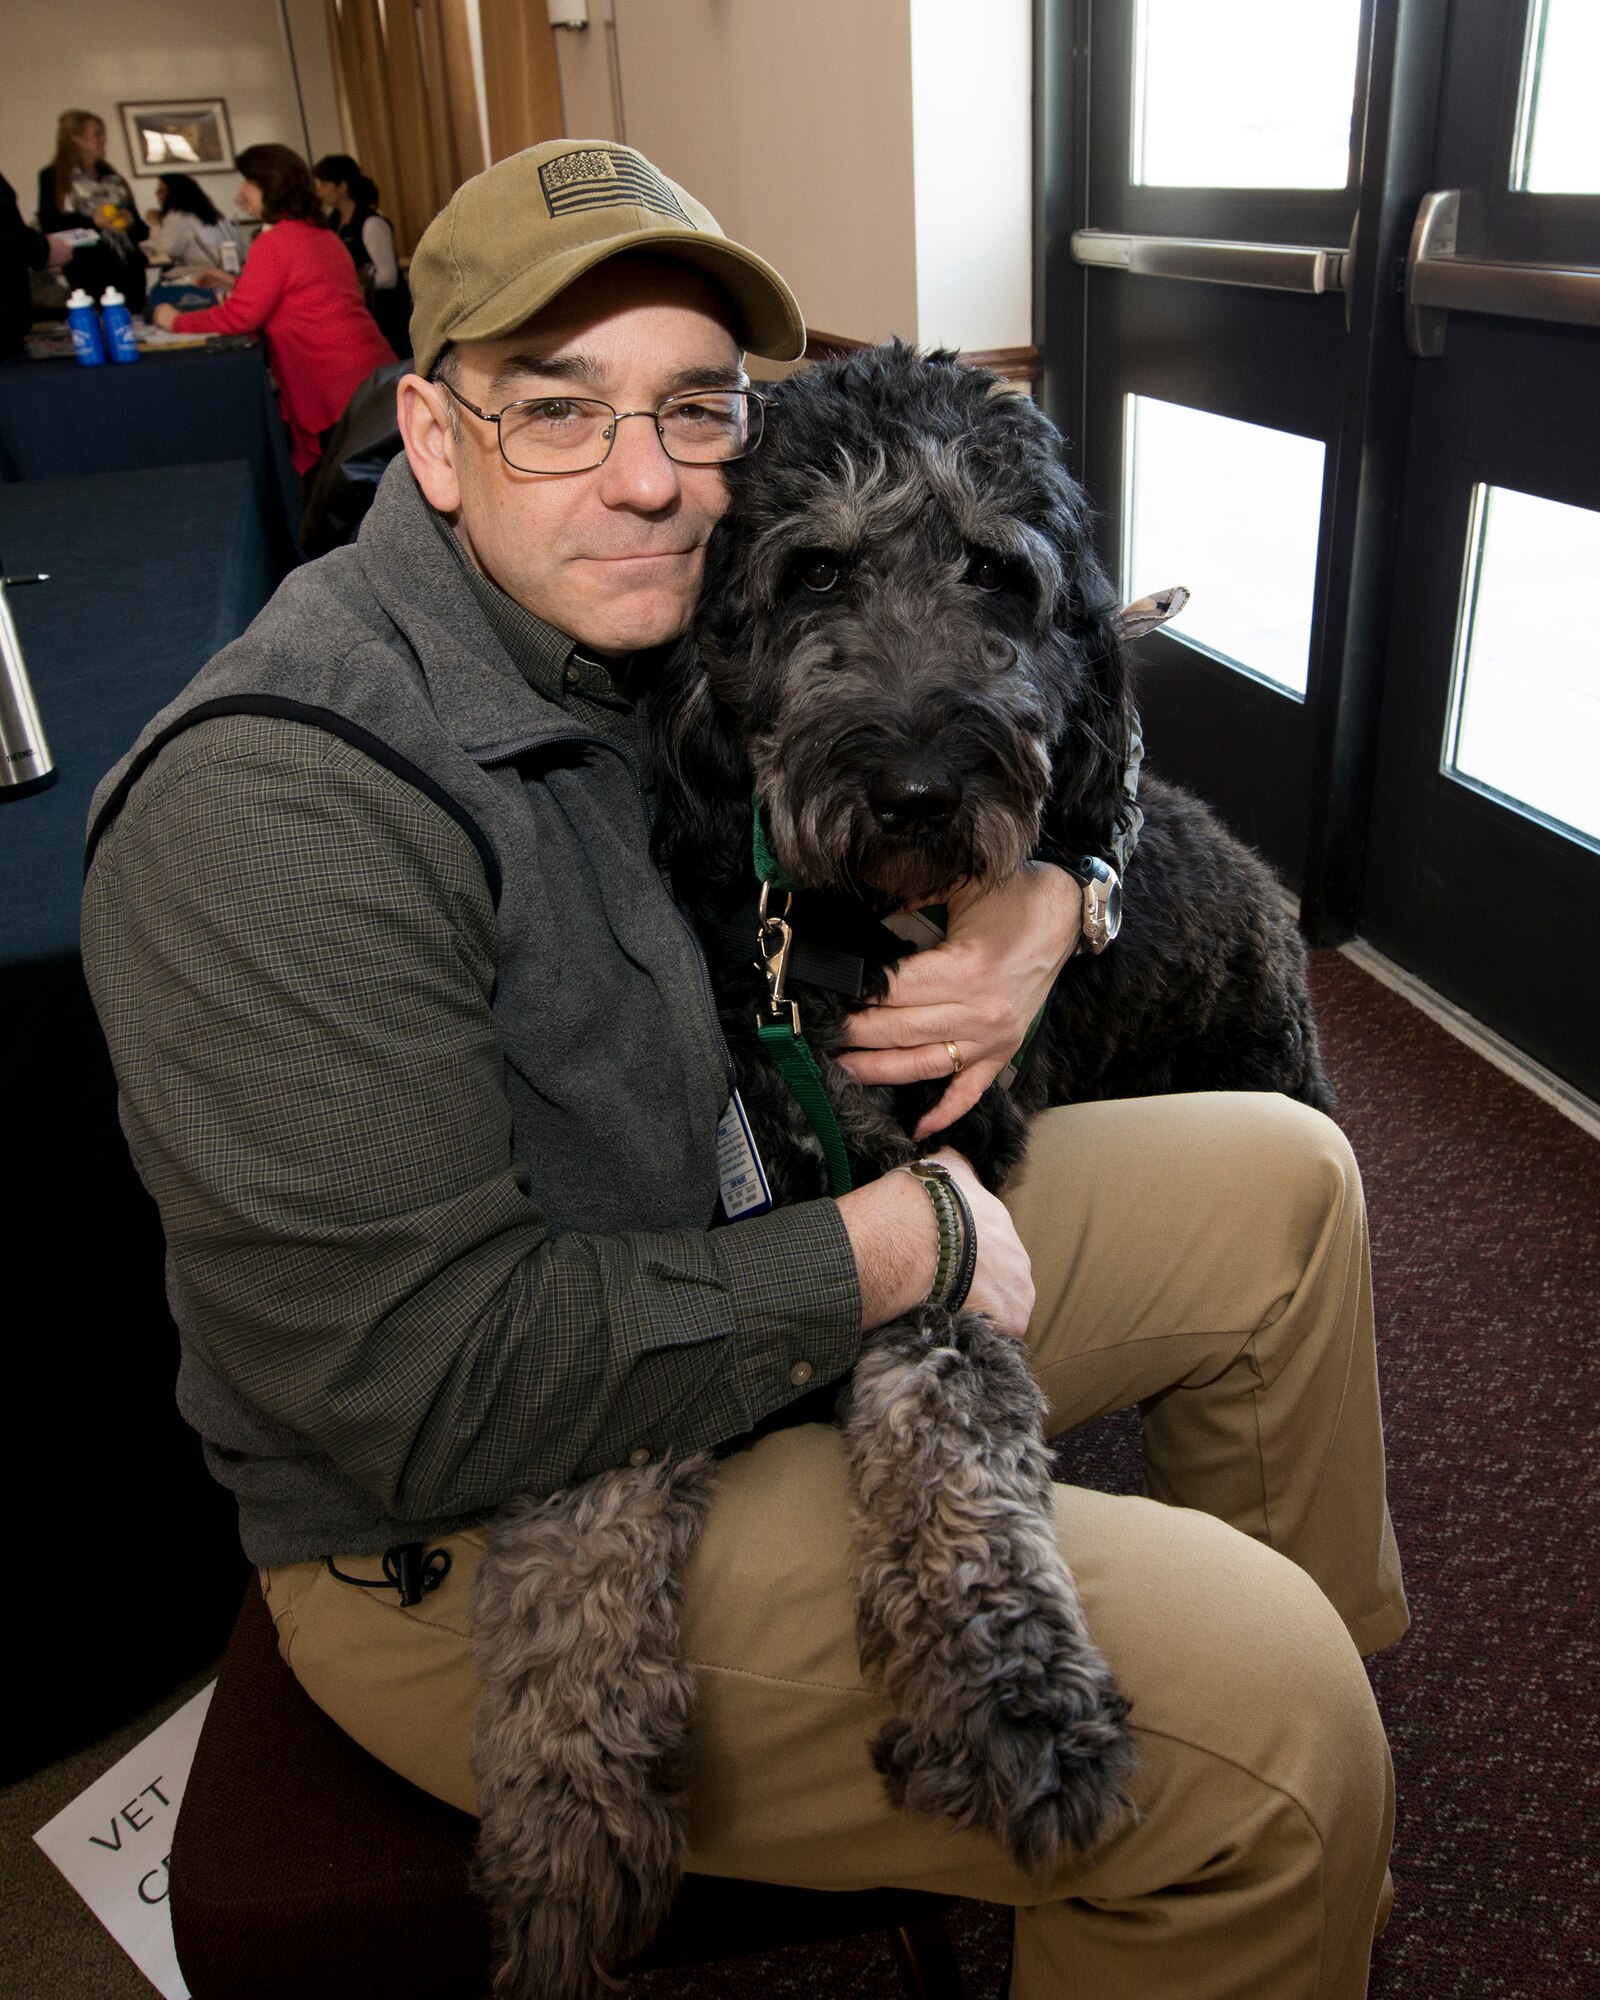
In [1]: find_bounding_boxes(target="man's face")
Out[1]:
[409,260,744,658]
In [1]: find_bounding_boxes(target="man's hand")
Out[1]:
[836,864,1083,1138]
[193,266,236,293]
[152,304,180,331]
[837,1145,1035,1339]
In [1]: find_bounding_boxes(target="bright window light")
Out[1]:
[1446,484,1600,847]
[1133,0,1363,189]
[1512,0,1600,195]
[1123,395,1326,699]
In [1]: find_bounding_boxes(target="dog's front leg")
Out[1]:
[843,1311,1135,1879]
[470,1453,720,2000]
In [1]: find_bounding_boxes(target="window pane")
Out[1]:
[1133,0,1362,189]
[1122,396,1326,699]
[1513,0,1600,195]
[1446,485,1600,846]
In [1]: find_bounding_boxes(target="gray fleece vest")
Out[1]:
[86,458,734,1553]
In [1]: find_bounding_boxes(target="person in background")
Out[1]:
[37,109,148,312]
[154,144,395,479]
[144,173,239,274]
[0,172,79,359]
[313,153,411,357]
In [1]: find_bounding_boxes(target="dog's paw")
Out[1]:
[870,1658,1136,1877]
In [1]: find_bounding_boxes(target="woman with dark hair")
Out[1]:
[313,153,410,357]
[144,173,239,273]
[154,144,394,477]
[36,108,148,310]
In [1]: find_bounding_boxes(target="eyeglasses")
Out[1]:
[434,378,766,475]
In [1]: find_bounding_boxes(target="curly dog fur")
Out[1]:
[649,340,1331,1171]
[472,342,1329,1998]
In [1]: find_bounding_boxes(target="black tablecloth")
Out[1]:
[0,463,278,1782]
[0,342,302,564]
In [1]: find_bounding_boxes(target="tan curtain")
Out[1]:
[420,0,486,192]
[323,0,487,258]
[478,0,564,162]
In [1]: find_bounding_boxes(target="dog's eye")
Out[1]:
[800,557,842,593]
[965,553,1011,593]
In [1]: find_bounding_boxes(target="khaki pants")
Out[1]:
[265,1093,1408,1998]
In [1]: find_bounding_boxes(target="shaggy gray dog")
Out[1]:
[649,341,1331,1192]
[470,342,1329,2000]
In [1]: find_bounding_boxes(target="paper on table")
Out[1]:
[34,1681,216,2000]
[131,326,211,349]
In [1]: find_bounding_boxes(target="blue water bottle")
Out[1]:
[66,289,106,367]
[99,287,139,364]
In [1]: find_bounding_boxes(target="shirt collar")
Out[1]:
[426,505,638,713]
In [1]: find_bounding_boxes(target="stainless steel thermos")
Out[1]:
[0,573,55,798]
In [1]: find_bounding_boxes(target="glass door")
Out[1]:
[1043,0,1381,879]
[1360,0,1600,1095]
[1042,0,1600,1099]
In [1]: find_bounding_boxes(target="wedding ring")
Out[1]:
[945,1040,965,1074]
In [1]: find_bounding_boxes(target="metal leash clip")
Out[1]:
[756,879,800,1033]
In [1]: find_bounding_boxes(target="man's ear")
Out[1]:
[396,374,463,515]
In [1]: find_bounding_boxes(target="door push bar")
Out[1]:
[1070,229,1348,295]
[1405,190,1600,356]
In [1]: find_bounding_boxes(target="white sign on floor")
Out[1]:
[34,1681,217,2000]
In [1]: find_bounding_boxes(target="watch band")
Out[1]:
[1033,846,1122,956]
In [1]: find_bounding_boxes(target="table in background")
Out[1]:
[0,340,302,565]
[0,462,279,1782]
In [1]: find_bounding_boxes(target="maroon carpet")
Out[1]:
[632,948,1600,1998]
[1311,951,1600,2000]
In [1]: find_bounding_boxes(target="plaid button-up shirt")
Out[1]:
[83,481,863,1564]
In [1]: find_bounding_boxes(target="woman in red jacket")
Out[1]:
[155,145,395,475]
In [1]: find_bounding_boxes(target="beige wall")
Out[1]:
[609,0,920,345]
[2,0,343,227]
[551,0,623,146]
[576,0,1032,353]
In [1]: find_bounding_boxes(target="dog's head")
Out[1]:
[649,341,1137,912]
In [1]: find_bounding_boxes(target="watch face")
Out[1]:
[1103,874,1123,941]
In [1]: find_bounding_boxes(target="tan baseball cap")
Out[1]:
[408,140,806,377]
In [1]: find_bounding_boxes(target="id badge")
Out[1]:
[717,1090,773,1221]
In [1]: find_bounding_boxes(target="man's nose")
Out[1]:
[598,410,681,509]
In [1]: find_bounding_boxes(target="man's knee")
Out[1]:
[1252,1094,1366,1256]
[1059,1489,1390,1860]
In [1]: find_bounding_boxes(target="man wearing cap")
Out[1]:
[83,140,1404,1997]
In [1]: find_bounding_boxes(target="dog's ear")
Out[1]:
[1048,580,1140,858]
[641,633,752,905]
[1034,444,1141,862]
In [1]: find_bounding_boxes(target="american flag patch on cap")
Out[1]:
[539,148,692,226]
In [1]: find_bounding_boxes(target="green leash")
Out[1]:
[745,795,1049,1193]
[751,797,854,1196]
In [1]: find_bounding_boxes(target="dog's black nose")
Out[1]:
[868,760,963,830]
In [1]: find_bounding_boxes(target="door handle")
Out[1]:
[1405,190,1600,356]
[1070,229,1348,294]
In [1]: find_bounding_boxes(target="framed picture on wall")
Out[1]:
[118,98,236,176]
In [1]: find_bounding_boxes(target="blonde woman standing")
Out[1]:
[37,109,148,311]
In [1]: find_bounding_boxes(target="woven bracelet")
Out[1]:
[902,1161,976,1311]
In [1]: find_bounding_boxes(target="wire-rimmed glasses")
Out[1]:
[435,379,766,475]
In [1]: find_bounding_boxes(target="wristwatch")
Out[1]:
[1061,854,1123,955]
